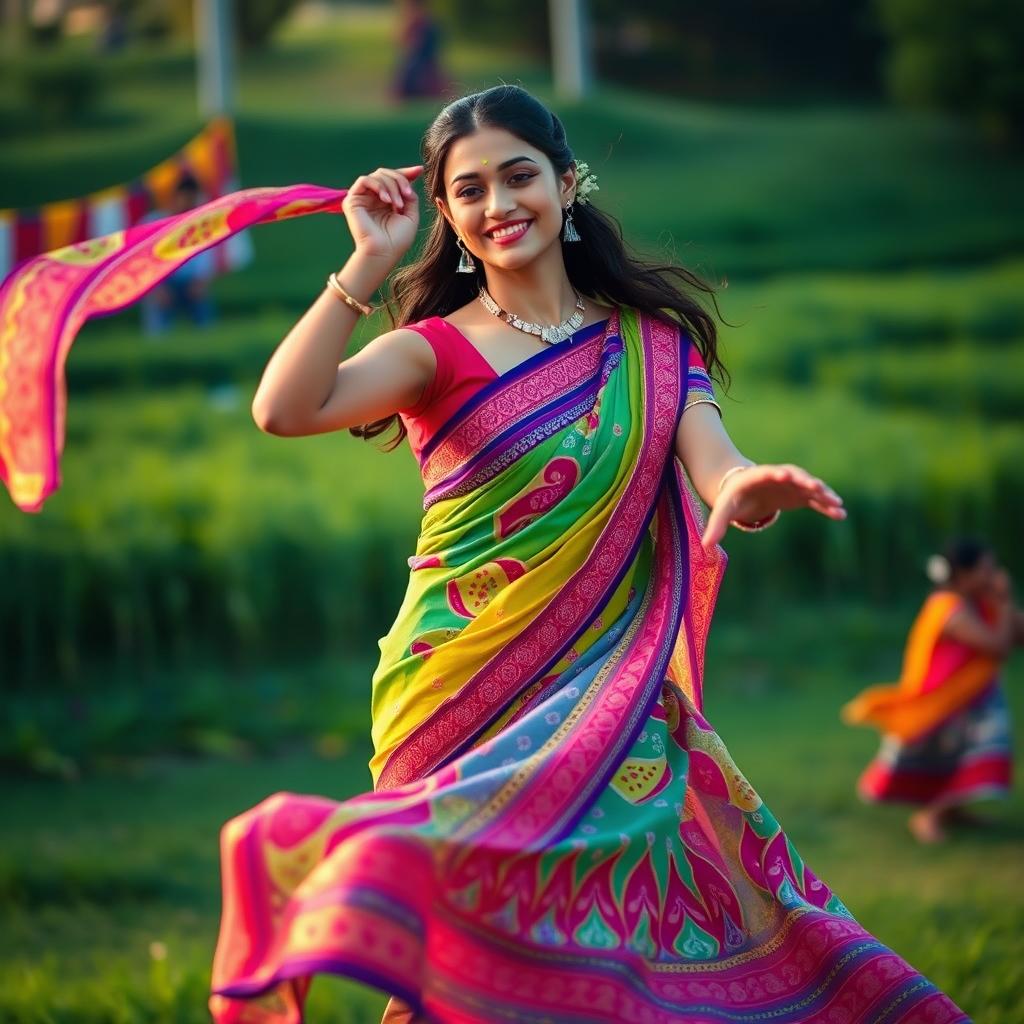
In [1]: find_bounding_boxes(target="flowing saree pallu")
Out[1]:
[0,183,346,514]
[211,309,968,1024]
[842,591,999,744]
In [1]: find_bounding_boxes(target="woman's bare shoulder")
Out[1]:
[359,323,436,370]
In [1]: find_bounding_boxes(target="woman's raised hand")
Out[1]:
[342,165,423,265]
[701,463,846,549]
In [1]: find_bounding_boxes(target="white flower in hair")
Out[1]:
[925,554,951,585]
[574,161,600,204]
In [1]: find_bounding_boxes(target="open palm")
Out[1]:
[702,463,846,549]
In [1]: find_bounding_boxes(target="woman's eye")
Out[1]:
[457,172,533,199]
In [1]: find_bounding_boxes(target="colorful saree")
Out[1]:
[844,592,1012,806]
[210,309,969,1023]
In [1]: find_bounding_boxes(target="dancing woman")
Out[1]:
[210,85,969,1023]
[844,538,1021,845]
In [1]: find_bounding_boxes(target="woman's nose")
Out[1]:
[485,188,516,219]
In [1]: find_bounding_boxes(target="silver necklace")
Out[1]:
[478,286,586,345]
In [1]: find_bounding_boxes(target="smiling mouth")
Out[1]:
[487,220,533,244]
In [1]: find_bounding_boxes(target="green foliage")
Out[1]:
[433,0,548,56]
[232,0,306,51]
[590,0,883,100]
[876,0,1024,144]
[11,51,105,125]
[436,0,883,99]
[127,0,305,49]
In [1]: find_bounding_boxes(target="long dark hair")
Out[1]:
[350,84,726,448]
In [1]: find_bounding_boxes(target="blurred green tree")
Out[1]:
[436,0,884,100]
[876,0,1024,145]
[115,0,302,50]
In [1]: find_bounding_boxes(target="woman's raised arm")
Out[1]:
[251,166,431,437]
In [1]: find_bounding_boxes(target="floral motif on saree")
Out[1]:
[210,309,969,1024]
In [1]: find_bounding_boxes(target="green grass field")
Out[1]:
[2,5,1023,1021]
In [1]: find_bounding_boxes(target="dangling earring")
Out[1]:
[562,201,581,243]
[456,237,476,273]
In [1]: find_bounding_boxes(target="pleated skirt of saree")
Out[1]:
[209,308,970,1023]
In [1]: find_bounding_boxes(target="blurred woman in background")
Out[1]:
[844,537,1021,844]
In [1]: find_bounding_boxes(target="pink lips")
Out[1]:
[487,220,532,246]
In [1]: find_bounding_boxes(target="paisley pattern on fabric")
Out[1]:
[209,309,969,1024]
[493,455,581,538]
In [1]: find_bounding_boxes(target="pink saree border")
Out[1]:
[421,904,966,1024]
[213,819,966,1024]
[377,311,684,791]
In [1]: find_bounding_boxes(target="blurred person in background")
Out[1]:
[844,537,1022,844]
[208,85,971,1024]
[141,171,216,336]
[392,0,447,99]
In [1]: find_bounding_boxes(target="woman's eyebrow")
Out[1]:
[450,156,538,186]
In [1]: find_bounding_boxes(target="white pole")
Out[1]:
[549,0,591,101]
[195,0,235,118]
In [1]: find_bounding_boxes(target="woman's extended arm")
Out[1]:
[674,403,846,549]
[251,165,434,437]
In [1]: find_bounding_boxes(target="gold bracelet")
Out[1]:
[716,463,780,531]
[717,464,753,495]
[683,397,723,418]
[325,271,375,316]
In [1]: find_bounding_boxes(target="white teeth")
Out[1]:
[491,222,529,240]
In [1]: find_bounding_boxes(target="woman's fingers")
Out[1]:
[375,168,415,210]
[348,172,404,209]
[808,498,848,519]
[346,174,390,208]
[372,172,403,210]
[700,497,734,550]
[350,166,423,212]
[397,164,425,184]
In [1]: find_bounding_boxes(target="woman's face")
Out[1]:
[436,125,575,273]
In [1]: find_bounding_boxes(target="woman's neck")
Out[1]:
[481,248,578,326]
